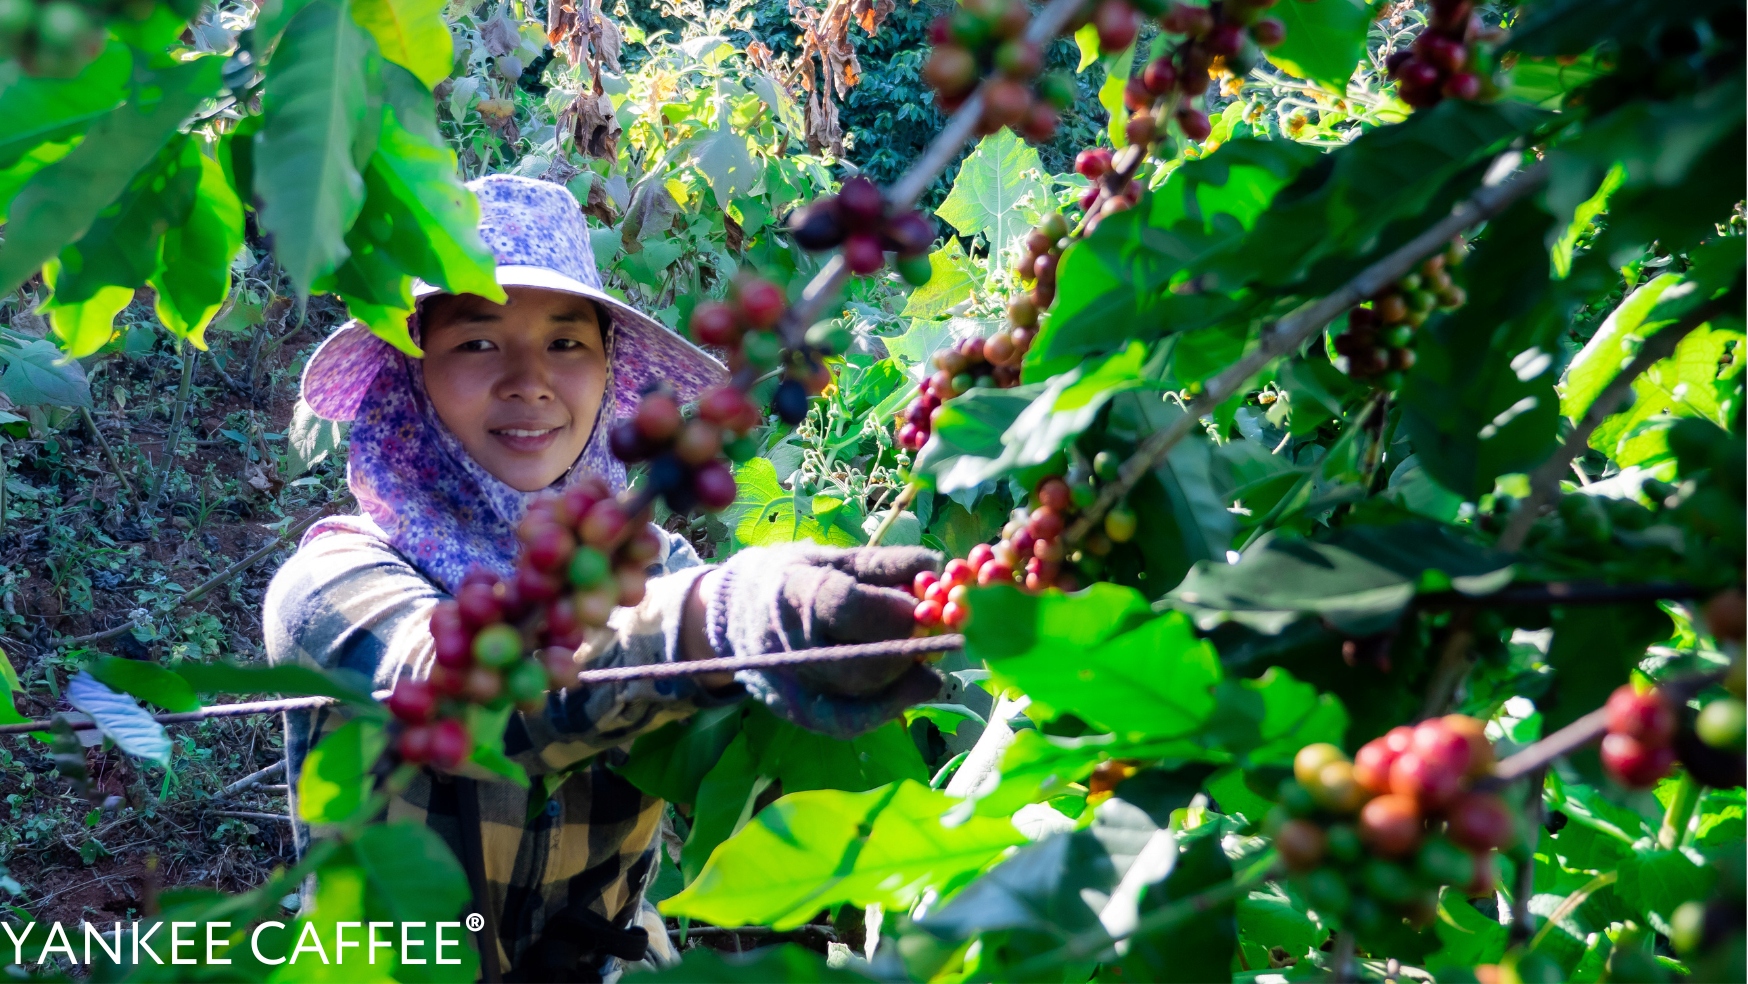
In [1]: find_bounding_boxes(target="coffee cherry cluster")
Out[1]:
[786,176,938,283]
[1601,683,1679,788]
[1125,0,1286,146]
[1270,719,1514,942]
[608,384,741,513]
[688,275,819,427]
[390,479,663,769]
[1071,148,1143,231]
[1013,211,1071,309]
[0,0,195,77]
[920,0,1076,143]
[1333,239,1467,388]
[1383,0,1486,107]
[895,334,1027,451]
[910,476,1090,630]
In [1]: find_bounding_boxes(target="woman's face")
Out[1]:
[420,287,608,493]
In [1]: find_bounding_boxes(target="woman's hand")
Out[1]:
[686,545,942,697]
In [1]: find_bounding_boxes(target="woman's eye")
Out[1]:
[457,339,496,352]
[551,338,586,352]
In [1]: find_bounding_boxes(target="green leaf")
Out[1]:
[1398,197,1564,498]
[1171,522,1514,636]
[175,661,380,707]
[1426,887,1508,971]
[1207,667,1349,768]
[1097,41,1137,149]
[1122,830,1236,982]
[0,647,29,729]
[1004,341,1149,468]
[664,780,1024,931]
[1266,0,1370,90]
[680,728,769,882]
[348,0,450,87]
[0,43,132,169]
[66,671,171,767]
[746,706,929,794]
[935,129,1048,269]
[724,457,862,550]
[616,704,743,803]
[464,702,527,786]
[1616,850,1717,937]
[1238,886,1324,967]
[692,101,756,209]
[1037,139,1320,363]
[50,134,201,306]
[256,0,380,294]
[1562,274,1684,420]
[285,396,347,478]
[37,259,133,358]
[898,239,976,319]
[352,822,470,922]
[884,315,1002,368]
[911,385,1040,493]
[366,68,501,301]
[644,944,875,982]
[0,140,77,222]
[150,153,246,348]
[0,56,222,297]
[88,656,200,712]
[298,717,389,824]
[969,585,1223,741]
[0,336,92,407]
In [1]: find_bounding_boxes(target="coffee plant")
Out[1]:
[0,0,1744,979]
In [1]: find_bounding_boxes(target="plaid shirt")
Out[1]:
[264,526,736,980]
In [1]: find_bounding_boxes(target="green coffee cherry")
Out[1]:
[1696,698,1746,749]
[568,547,610,589]
[507,659,549,705]
[897,253,933,287]
[805,320,854,355]
[473,624,523,669]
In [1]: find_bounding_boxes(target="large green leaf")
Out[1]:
[256,0,380,294]
[176,660,380,706]
[692,100,756,209]
[663,781,1024,930]
[0,336,92,407]
[88,656,200,712]
[970,585,1223,742]
[66,671,171,768]
[151,153,246,348]
[747,707,929,794]
[1121,831,1236,982]
[616,704,743,803]
[1425,887,1509,971]
[1398,197,1564,497]
[911,385,1040,493]
[680,727,767,882]
[298,717,389,824]
[1615,849,1718,937]
[899,239,976,319]
[1205,667,1349,769]
[1170,522,1514,636]
[0,43,132,169]
[49,134,201,305]
[352,822,471,922]
[1266,0,1371,90]
[0,647,28,728]
[35,262,133,358]
[935,129,1048,268]
[1036,138,1319,363]
[0,56,222,297]
[725,457,862,549]
[348,0,451,87]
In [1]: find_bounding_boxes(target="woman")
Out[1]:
[264,174,940,982]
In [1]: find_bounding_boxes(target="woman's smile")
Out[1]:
[489,423,568,453]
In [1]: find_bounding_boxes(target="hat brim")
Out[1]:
[302,268,726,423]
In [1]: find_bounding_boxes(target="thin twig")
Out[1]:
[0,695,343,736]
[865,481,919,547]
[209,810,291,823]
[80,407,137,506]
[1485,708,1609,786]
[215,759,286,800]
[148,347,199,508]
[1498,296,1731,552]
[1064,158,1552,544]
[1509,766,1546,945]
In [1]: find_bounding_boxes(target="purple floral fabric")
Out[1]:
[299,174,726,591]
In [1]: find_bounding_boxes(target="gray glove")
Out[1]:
[704,544,944,736]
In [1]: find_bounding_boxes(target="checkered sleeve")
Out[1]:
[264,527,739,802]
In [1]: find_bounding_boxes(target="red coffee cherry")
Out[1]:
[1601,733,1676,788]
[1445,792,1517,851]
[429,718,472,771]
[386,678,437,725]
[1606,685,1676,747]
[1388,749,1463,810]
[690,302,741,347]
[1358,793,1423,857]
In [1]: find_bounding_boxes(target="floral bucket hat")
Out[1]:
[300,173,725,424]
[296,174,725,590]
